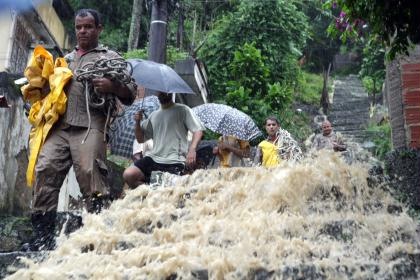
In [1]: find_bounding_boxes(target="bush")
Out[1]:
[367,122,392,160]
[224,42,294,131]
[200,0,309,99]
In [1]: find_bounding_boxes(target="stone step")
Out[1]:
[329,113,370,120]
[330,119,367,130]
[333,122,369,129]
[331,103,369,108]
[339,131,368,138]
[336,132,368,140]
[330,76,371,144]
[335,130,369,138]
[339,131,367,137]
[333,91,368,97]
[330,116,369,122]
[331,101,369,108]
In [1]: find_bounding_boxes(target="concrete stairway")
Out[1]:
[329,75,371,144]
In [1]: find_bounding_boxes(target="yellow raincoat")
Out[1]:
[21,45,73,187]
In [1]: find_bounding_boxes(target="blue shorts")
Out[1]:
[134,156,184,183]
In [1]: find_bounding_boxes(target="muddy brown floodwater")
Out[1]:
[6,151,420,279]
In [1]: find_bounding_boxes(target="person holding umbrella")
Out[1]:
[213,135,251,168]
[131,86,158,161]
[123,91,205,188]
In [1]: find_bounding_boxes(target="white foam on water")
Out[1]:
[6,150,420,279]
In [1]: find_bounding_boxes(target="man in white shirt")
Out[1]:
[123,92,204,188]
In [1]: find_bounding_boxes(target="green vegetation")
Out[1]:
[359,38,385,103]
[323,0,420,60]
[366,121,392,160]
[197,0,312,142]
[200,0,308,99]
[279,107,313,143]
[333,64,361,77]
[124,46,189,67]
[107,153,131,169]
[295,71,324,105]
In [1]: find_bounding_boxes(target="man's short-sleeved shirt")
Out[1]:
[141,103,204,164]
[312,131,344,151]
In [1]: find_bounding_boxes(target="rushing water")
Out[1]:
[6,151,420,279]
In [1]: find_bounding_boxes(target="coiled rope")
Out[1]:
[75,57,133,143]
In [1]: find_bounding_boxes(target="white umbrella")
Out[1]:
[192,103,262,141]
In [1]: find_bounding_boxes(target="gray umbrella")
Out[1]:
[192,103,262,141]
[127,59,195,94]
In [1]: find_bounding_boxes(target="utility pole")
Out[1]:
[128,0,143,51]
[148,0,168,63]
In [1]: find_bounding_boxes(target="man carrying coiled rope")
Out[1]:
[24,8,136,251]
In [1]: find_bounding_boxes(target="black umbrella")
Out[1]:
[127,59,195,94]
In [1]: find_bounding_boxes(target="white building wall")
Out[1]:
[0,9,16,72]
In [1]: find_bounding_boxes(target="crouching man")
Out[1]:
[123,92,204,188]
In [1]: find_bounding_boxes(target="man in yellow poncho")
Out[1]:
[22,8,136,251]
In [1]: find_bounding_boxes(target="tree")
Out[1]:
[128,0,144,51]
[200,0,309,100]
[359,37,385,105]
[225,42,293,128]
[298,0,341,73]
[163,0,238,54]
[176,1,185,49]
[324,0,420,59]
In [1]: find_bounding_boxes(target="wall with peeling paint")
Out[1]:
[0,72,32,215]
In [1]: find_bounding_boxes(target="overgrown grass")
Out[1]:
[279,107,313,144]
[295,71,324,105]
